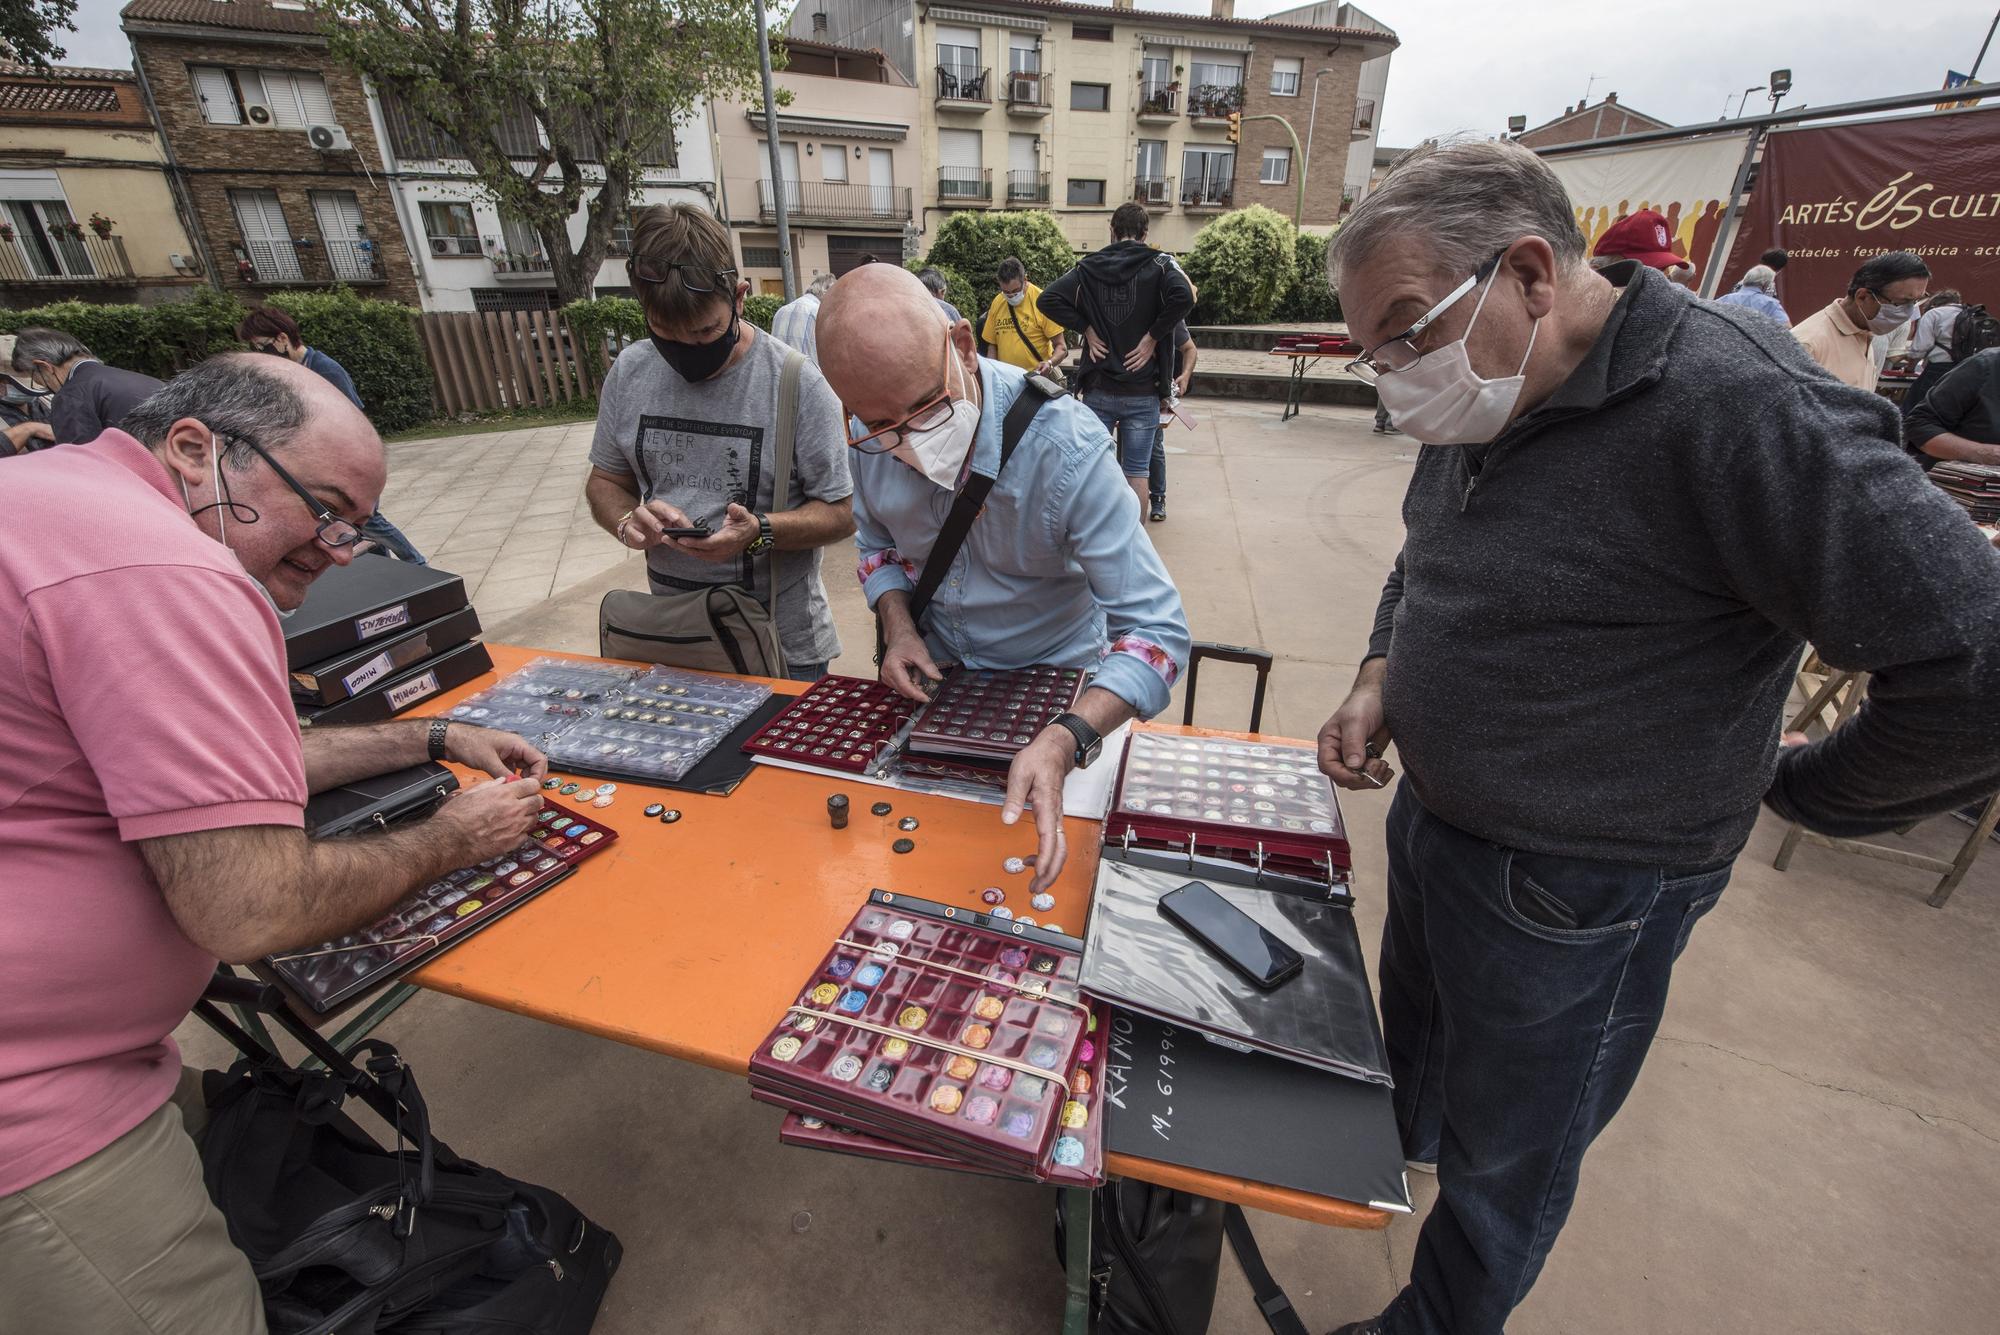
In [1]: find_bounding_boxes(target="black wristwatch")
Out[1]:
[745,512,775,555]
[426,718,451,761]
[1049,712,1102,769]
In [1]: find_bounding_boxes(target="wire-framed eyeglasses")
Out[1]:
[1345,250,1506,383]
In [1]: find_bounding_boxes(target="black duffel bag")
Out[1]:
[1055,1180,1307,1335]
[195,988,620,1335]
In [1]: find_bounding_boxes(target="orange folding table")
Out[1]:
[353,641,1389,1324]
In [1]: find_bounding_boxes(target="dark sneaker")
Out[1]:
[1149,498,1166,522]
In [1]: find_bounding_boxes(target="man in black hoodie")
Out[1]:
[1037,203,1194,510]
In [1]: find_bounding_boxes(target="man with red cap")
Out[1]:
[1592,209,1696,286]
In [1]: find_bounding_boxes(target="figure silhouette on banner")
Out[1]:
[1690,201,1723,279]
[1663,201,1686,257]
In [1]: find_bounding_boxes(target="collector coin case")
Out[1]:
[290,605,483,707]
[283,554,470,671]
[299,641,494,728]
[749,891,1087,1175]
[1107,731,1352,883]
[771,996,1109,1186]
[256,799,618,1018]
[904,666,1088,769]
[740,674,924,774]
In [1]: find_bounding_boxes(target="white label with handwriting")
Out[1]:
[356,603,410,639]
[342,651,395,695]
[385,672,440,711]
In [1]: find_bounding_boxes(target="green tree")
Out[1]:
[1181,205,1298,325]
[919,210,1075,323]
[1275,229,1341,324]
[0,0,78,71]
[322,0,765,306]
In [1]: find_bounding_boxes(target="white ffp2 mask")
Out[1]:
[892,353,980,488]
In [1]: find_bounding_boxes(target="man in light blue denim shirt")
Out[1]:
[820,266,1190,893]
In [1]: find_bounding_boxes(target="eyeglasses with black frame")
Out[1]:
[1345,249,1507,383]
[228,432,365,548]
[626,256,738,290]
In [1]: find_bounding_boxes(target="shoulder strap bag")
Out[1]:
[599,348,803,677]
[875,373,1063,663]
[1006,299,1049,366]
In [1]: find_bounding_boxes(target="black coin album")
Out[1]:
[290,605,483,707]
[282,554,470,670]
[1077,844,1391,1085]
[298,640,494,728]
[1100,1009,1412,1215]
[303,762,458,838]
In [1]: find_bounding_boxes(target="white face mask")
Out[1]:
[1373,271,1539,446]
[892,350,980,489]
[1005,289,1026,307]
[1867,298,1918,335]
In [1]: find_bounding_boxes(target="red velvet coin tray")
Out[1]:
[739,674,923,774]
[748,891,1086,1174]
[1107,731,1351,881]
[770,997,1110,1186]
[256,799,619,1018]
[904,665,1088,769]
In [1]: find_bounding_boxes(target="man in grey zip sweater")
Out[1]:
[1314,139,2000,1335]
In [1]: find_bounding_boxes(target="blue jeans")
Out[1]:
[360,511,427,565]
[785,660,828,683]
[1376,785,1730,1335]
[1085,388,1161,479]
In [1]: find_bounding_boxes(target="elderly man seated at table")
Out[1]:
[817,265,1191,895]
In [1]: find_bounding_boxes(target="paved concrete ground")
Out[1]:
[180,399,2000,1333]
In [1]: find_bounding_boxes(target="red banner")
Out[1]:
[1718,106,2000,318]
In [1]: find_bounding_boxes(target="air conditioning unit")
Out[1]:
[308,123,352,151]
[244,103,273,125]
[430,236,451,255]
[1010,76,1038,103]
[1145,178,1169,205]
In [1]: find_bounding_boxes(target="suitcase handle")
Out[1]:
[1180,642,1274,734]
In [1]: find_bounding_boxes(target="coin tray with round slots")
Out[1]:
[1107,731,1353,879]
[905,665,1088,767]
[258,800,618,1017]
[740,674,923,774]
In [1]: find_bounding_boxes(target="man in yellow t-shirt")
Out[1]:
[980,256,1067,375]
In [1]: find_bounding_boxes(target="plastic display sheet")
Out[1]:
[260,800,618,1016]
[1077,847,1390,1085]
[773,998,1110,1186]
[1107,731,1352,878]
[541,665,773,783]
[749,891,1087,1174]
[740,674,923,775]
[443,657,644,745]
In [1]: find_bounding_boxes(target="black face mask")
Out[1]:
[650,308,741,383]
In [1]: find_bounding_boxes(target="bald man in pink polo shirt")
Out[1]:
[0,355,548,1334]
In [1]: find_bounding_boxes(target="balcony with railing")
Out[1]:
[1136,80,1180,122]
[1181,180,1234,211]
[237,236,385,286]
[1005,170,1050,206]
[756,178,915,225]
[0,231,135,285]
[1005,69,1050,115]
[1187,83,1244,124]
[938,166,993,205]
[1352,98,1376,139]
[1132,175,1175,211]
[935,64,992,109]
[484,235,553,277]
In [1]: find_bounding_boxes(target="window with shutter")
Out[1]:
[191,66,241,124]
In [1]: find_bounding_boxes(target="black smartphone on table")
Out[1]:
[1158,881,1304,990]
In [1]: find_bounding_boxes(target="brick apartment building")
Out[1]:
[1514,92,1669,149]
[121,0,421,306]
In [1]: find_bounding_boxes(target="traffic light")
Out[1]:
[1226,111,1241,144]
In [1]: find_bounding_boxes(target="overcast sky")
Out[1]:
[54,0,2000,144]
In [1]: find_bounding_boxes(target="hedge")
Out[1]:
[744,293,781,332]
[0,287,242,379]
[1275,230,1342,324]
[266,289,431,433]
[1182,205,1298,326]
[918,210,1075,323]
